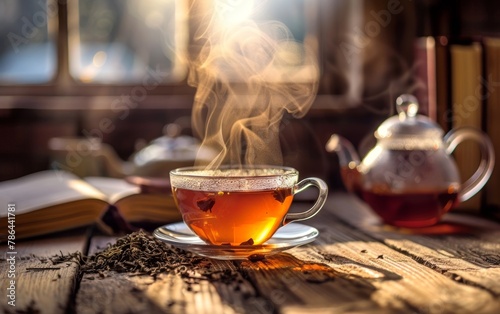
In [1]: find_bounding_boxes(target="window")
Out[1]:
[0,0,57,83]
[68,0,187,83]
[0,0,188,86]
[0,0,319,96]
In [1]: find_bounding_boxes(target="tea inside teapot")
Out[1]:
[340,158,460,228]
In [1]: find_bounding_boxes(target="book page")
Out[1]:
[84,176,180,224]
[0,170,107,217]
[83,176,141,204]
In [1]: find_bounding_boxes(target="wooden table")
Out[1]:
[2,193,500,314]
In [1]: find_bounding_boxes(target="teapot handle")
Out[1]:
[444,127,495,202]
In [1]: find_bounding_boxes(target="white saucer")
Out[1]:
[153,222,319,260]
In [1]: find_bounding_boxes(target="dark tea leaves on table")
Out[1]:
[81,230,204,278]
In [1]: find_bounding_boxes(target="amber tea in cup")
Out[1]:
[170,166,328,246]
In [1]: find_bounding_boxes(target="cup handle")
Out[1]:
[282,177,328,225]
[444,127,495,202]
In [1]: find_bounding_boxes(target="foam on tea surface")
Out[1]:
[171,167,298,192]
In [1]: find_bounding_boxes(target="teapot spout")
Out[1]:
[326,134,361,193]
[325,134,360,169]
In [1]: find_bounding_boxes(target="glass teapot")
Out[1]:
[326,94,495,227]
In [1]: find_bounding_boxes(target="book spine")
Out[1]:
[450,42,484,212]
[483,38,500,215]
[414,36,437,120]
[435,36,451,132]
[413,35,452,132]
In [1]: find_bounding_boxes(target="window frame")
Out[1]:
[0,1,193,103]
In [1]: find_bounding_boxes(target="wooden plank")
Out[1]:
[243,199,500,314]
[289,227,499,313]
[326,193,500,296]
[1,227,89,314]
[0,258,80,314]
[78,234,383,314]
[77,273,167,314]
[77,271,243,314]
[76,235,173,314]
[206,260,263,314]
[240,253,386,314]
[76,236,262,314]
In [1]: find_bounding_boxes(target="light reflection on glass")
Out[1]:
[92,51,107,68]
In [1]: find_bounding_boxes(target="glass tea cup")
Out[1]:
[170,165,328,246]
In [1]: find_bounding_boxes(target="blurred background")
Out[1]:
[0,0,499,214]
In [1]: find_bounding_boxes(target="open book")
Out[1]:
[0,170,181,241]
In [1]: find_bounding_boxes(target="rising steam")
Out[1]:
[187,0,319,169]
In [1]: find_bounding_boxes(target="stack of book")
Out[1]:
[414,36,500,215]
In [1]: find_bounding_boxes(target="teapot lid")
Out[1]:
[375,94,443,140]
